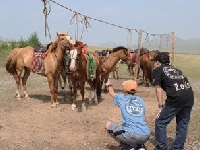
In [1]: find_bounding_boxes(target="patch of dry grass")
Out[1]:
[174,54,200,79]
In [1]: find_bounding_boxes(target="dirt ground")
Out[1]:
[0,67,199,150]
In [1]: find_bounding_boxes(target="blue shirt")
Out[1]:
[114,94,150,136]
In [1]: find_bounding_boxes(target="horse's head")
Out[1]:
[113,46,129,62]
[56,32,75,51]
[140,47,149,56]
[69,41,86,72]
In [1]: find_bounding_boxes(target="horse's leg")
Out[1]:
[131,66,135,77]
[21,67,30,99]
[142,70,145,85]
[60,73,67,103]
[87,80,94,104]
[71,79,77,110]
[53,74,59,106]
[80,80,86,111]
[67,76,73,99]
[137,67,140,79]
[103,74,109,93]
[94,76,101,104]
[144,70,150,87]
[128,65,131,76]
[15,68,23,100]
[58,75,63,91]
[116,69,119,80]
[143,69,148,86]
[46,74,56,107]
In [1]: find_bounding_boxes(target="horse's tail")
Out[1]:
[5,48,19,75]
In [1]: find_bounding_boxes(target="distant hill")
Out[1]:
[99,37,200,54]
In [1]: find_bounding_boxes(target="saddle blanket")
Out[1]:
[32,51,47,73]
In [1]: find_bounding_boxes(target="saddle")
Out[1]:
[34,45,48,53]
[101,50,108,56]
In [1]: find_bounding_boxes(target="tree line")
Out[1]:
[0,32,41,52]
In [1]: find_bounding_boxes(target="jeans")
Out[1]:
[108,122,150,146]
[155,105,192,150]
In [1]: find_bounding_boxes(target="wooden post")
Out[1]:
[134,30,142,81]
[171,32,175,65]
[159,35,162,50]
[127,29,133,50]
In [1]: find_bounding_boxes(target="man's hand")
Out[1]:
[155,109,162,120]
[106,79,115,98]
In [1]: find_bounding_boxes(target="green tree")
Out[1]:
[18,37,28,48]
[27,32,41,47]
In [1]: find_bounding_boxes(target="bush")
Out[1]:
[27,32,41,47]
[19,37,28,48]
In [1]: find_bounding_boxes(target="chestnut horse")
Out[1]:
[126,47,149,78]
[68,41,102,111]
[140,51,170,86]
[101,46,129,93]
[5,32,75,107]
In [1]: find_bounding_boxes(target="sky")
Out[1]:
[0,0,200,46]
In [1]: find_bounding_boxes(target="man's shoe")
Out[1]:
[120,142,134,150]
[136,144,145,150]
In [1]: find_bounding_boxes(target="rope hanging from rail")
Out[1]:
[70,12,91,41]
[41,0,51,40]
[80,15,91,41]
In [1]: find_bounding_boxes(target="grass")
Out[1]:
[174,54,200,79]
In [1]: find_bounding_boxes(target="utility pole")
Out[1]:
[134,30,142,81]
[171,32,175,65]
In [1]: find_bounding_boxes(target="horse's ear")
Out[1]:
[57,32,59,37]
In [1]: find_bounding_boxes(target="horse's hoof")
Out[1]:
[15,95,21,99]
[88,98,93,104]
[82,106,87,111]
[71,104,76,110]
[55,102,60,106]
[24,95,30,99]
[94,101,98,105]
[51,103,57,108]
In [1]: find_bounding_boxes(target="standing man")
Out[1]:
[151,52,194,150]
[105,79,150,150]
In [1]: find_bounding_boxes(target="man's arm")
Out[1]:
[155,85,163,108]
[106,80,115,98]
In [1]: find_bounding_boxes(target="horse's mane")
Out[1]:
[112,46,128,52]
[47,39,59,52]
[47,42,52,49]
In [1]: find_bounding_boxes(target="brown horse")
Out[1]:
[101,46,129,93]
[140,51,155,86]
[126,47,149,78]
[140,51,170,86]
[68,41,102,111]
[5,32,75,107]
